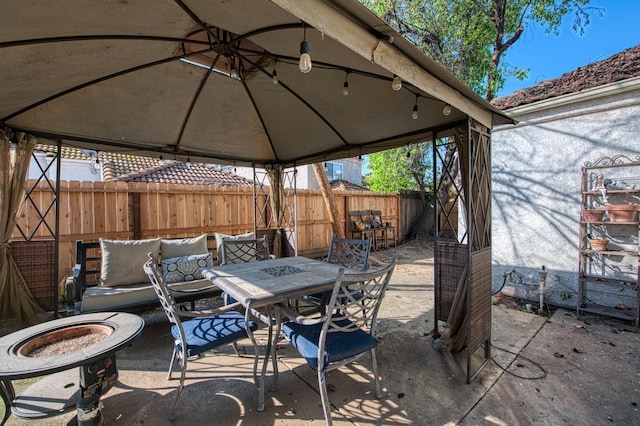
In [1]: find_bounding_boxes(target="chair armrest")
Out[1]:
[170,284,219,294]
[64,276,78,305]
[275,303,327,326]
[175,301,243,318]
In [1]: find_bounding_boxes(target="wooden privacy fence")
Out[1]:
[12,180,424,287]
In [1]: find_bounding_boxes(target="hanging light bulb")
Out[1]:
[342,72,350,96]
[89,151,101,174]
[272,61,279,85]
[411,97,419,120]
[186,156,191,168]
[392,75,402,91]
[442,104,452,116]
[342,81,349,96]
[299,27,312,73]
[158,154,164,165]
[91,157,101,173]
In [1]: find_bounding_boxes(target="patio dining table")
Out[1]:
[202,256,343,412]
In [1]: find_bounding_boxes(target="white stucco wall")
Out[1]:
[491,78,640,309]
[304,158,363,189]
[29,153,103,182]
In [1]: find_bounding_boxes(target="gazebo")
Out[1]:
[0,0,513,381]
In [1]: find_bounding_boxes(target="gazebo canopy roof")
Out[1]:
[0,0,512,167]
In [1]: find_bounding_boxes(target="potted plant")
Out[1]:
[605,203,638,222]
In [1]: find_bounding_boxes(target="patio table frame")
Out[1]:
[203,256,343,412]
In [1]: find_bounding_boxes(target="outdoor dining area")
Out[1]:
[2,1,638,425]
[3,240,638,425]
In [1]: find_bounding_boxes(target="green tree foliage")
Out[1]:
[367,143,432,195]
[361,0,601,196]
[362,0,600,99]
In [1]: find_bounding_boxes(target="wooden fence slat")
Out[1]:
[13,181,423,284]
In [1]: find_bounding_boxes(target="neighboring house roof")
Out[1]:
[35,144,252,186]
[330,179,370,191]
[492,44,640,110]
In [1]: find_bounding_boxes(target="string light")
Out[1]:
[90,155,101,174]
[299,26,312,73]
[442,104,452,116]
[411,96,419,120]
[392,75,402,91]
[272,61,279,85]
[342,72,350,96]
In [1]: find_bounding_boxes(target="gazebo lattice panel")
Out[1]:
[433,120,492,383]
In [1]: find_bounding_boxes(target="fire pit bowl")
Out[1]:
[0,312,143,423]
[16,324,113,358]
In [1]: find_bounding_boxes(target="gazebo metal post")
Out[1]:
[253,166,297,257]
[464,119,492,383]
[432,118,492,383]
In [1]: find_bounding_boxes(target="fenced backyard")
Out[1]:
[11,179,427,309]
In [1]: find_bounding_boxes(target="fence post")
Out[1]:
[132,192,141,240]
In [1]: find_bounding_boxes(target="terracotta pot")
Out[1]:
[588,238,609,251]
[583,209,605,222]
[605,204,638,222]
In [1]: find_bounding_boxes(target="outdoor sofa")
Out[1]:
[68,232,255,313]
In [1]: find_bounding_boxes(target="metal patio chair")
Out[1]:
[326,236,371,271]
[143,254,257,420]
[219,235,272,265]
[276,259,396,425]
[300,236,371,312]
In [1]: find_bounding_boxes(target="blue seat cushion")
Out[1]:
[282,316,377,370]
[172,311,257,357]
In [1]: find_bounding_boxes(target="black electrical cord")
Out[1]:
[492,275,508,296]
[490,342,547,380]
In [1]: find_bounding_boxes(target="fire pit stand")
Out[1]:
[0,312,144,425]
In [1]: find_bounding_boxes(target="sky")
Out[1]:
[497,0,640,97]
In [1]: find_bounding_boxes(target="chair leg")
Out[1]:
[167,348,178,380]
[370,348,382,398]
[1,380,16,426]
[170,359,188,421]
[318,368,333,426]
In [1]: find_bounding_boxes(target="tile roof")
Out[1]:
[35,144,252,186]
[330,179,370,191]
[491,44,640,110]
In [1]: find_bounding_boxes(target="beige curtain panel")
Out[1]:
[0,130,44,325]
[265,164,285,258]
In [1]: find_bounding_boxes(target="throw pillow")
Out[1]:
[100,237,161,287]
[161,234,208,259]
[162,253,213,284]
[214,231,254,262]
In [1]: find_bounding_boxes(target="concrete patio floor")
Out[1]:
[3,241,639,425]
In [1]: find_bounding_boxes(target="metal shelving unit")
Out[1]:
[578,156,639,327]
